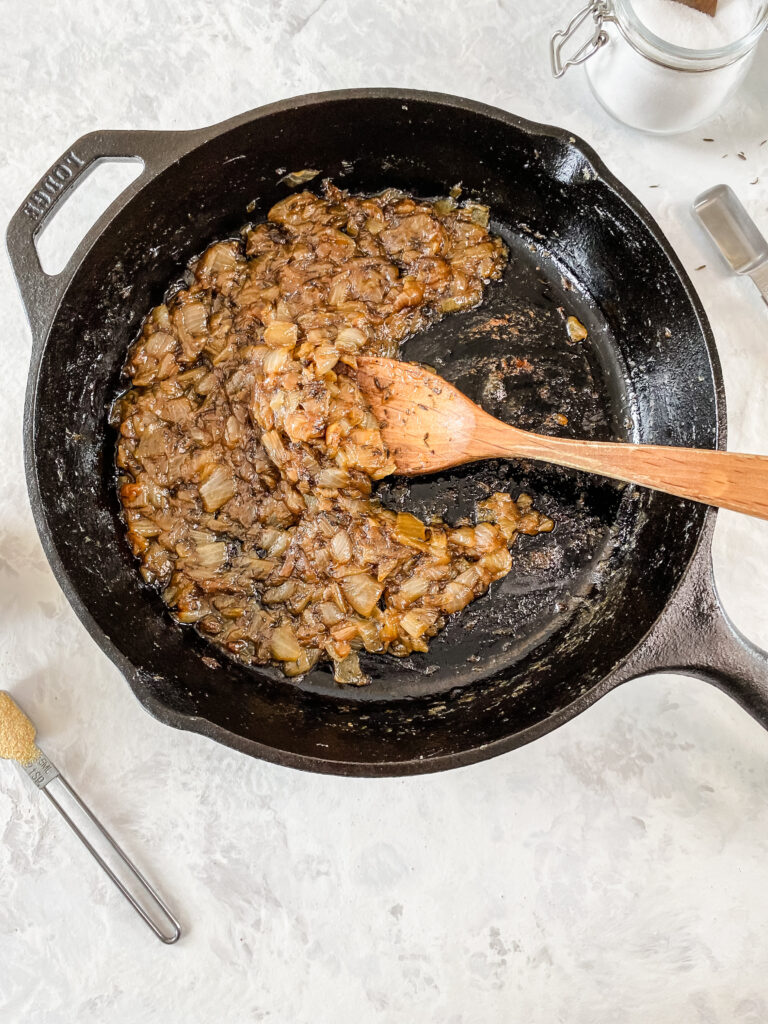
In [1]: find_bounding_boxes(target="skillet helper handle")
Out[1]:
[6,128,192,342]
[22,748,182,944]
[665,557,768,726]
[613,523,768,729]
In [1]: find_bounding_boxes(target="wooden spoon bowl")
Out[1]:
[356,356,768,520]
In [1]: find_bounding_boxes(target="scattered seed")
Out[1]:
[702,138,714,142]
[695,264,706,270]
[750,177,759,185]
[649,184,659,188]
[738,151,747,160]
[761,139,767,147]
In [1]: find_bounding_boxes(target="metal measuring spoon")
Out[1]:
[693,184,768,306]
[0,691,181,943]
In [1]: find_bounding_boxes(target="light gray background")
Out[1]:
[1,2,768,1022]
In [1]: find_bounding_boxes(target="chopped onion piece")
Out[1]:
[248,558,276,578]
[566,316,588,342]
[397,574,430,606]
[480,547,512,577]
[224,415,245,449]
[341,573,383,617]
[333,652,366,685]
[454,566,482,590]
[180,301,208,335]
[192,541,227,568]
[313,345,340,375]
[317,602,344,627]
[466,203,490,227]
[400,608,438,639]
[278,168,320,187]
[264,320,299,348]
[200,242,237,276]
[433,197,456,215]
[329,530,352,564]
[270,624,303,661]
[263,581,297,604]
[144,331,176,358]
[177,609,205,624]
[199,466,236,512]
[316,467,350,488]
[439,581,474,613]
[335,327,366,352]
[396,512,427,548]
[263,347,289,374]
[355,616,384,652]
[282,647,321,676]
[261,430,286,465]
[196,372,218,394]
[266,530,291,558]
[130,519,161,538]
[439,293,475,314]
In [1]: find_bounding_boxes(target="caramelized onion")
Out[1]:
[263,347,290,374]
[115,184,553,684]
[316,467,350,488]
[264,321,299,348]
[329,530,353,564]
[333,652,365,685]
[270,624,303,661]
[341,573,383,617]
[199,466,236,512]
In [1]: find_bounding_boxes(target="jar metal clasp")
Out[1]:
[550,0,615,78]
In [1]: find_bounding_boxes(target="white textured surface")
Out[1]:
[2,3,768,1022]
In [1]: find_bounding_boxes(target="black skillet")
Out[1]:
[7,89,768,776]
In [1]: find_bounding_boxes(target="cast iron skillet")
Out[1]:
[7,89,768,776]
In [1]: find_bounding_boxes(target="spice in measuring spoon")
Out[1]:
[0,691,38,763]
[0,690,182,943]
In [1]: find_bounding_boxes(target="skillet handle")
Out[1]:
[614,518,768,727]
[6,128,195,342]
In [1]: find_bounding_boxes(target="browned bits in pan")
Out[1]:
[113,184,553,684]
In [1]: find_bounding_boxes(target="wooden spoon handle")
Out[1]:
[472,421,768,519]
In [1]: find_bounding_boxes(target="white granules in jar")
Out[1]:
[631,0,758,47]
[585,0,765,133]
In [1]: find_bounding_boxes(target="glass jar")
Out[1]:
[551,0,768,134]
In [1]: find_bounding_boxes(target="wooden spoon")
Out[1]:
[356,356,768,520]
